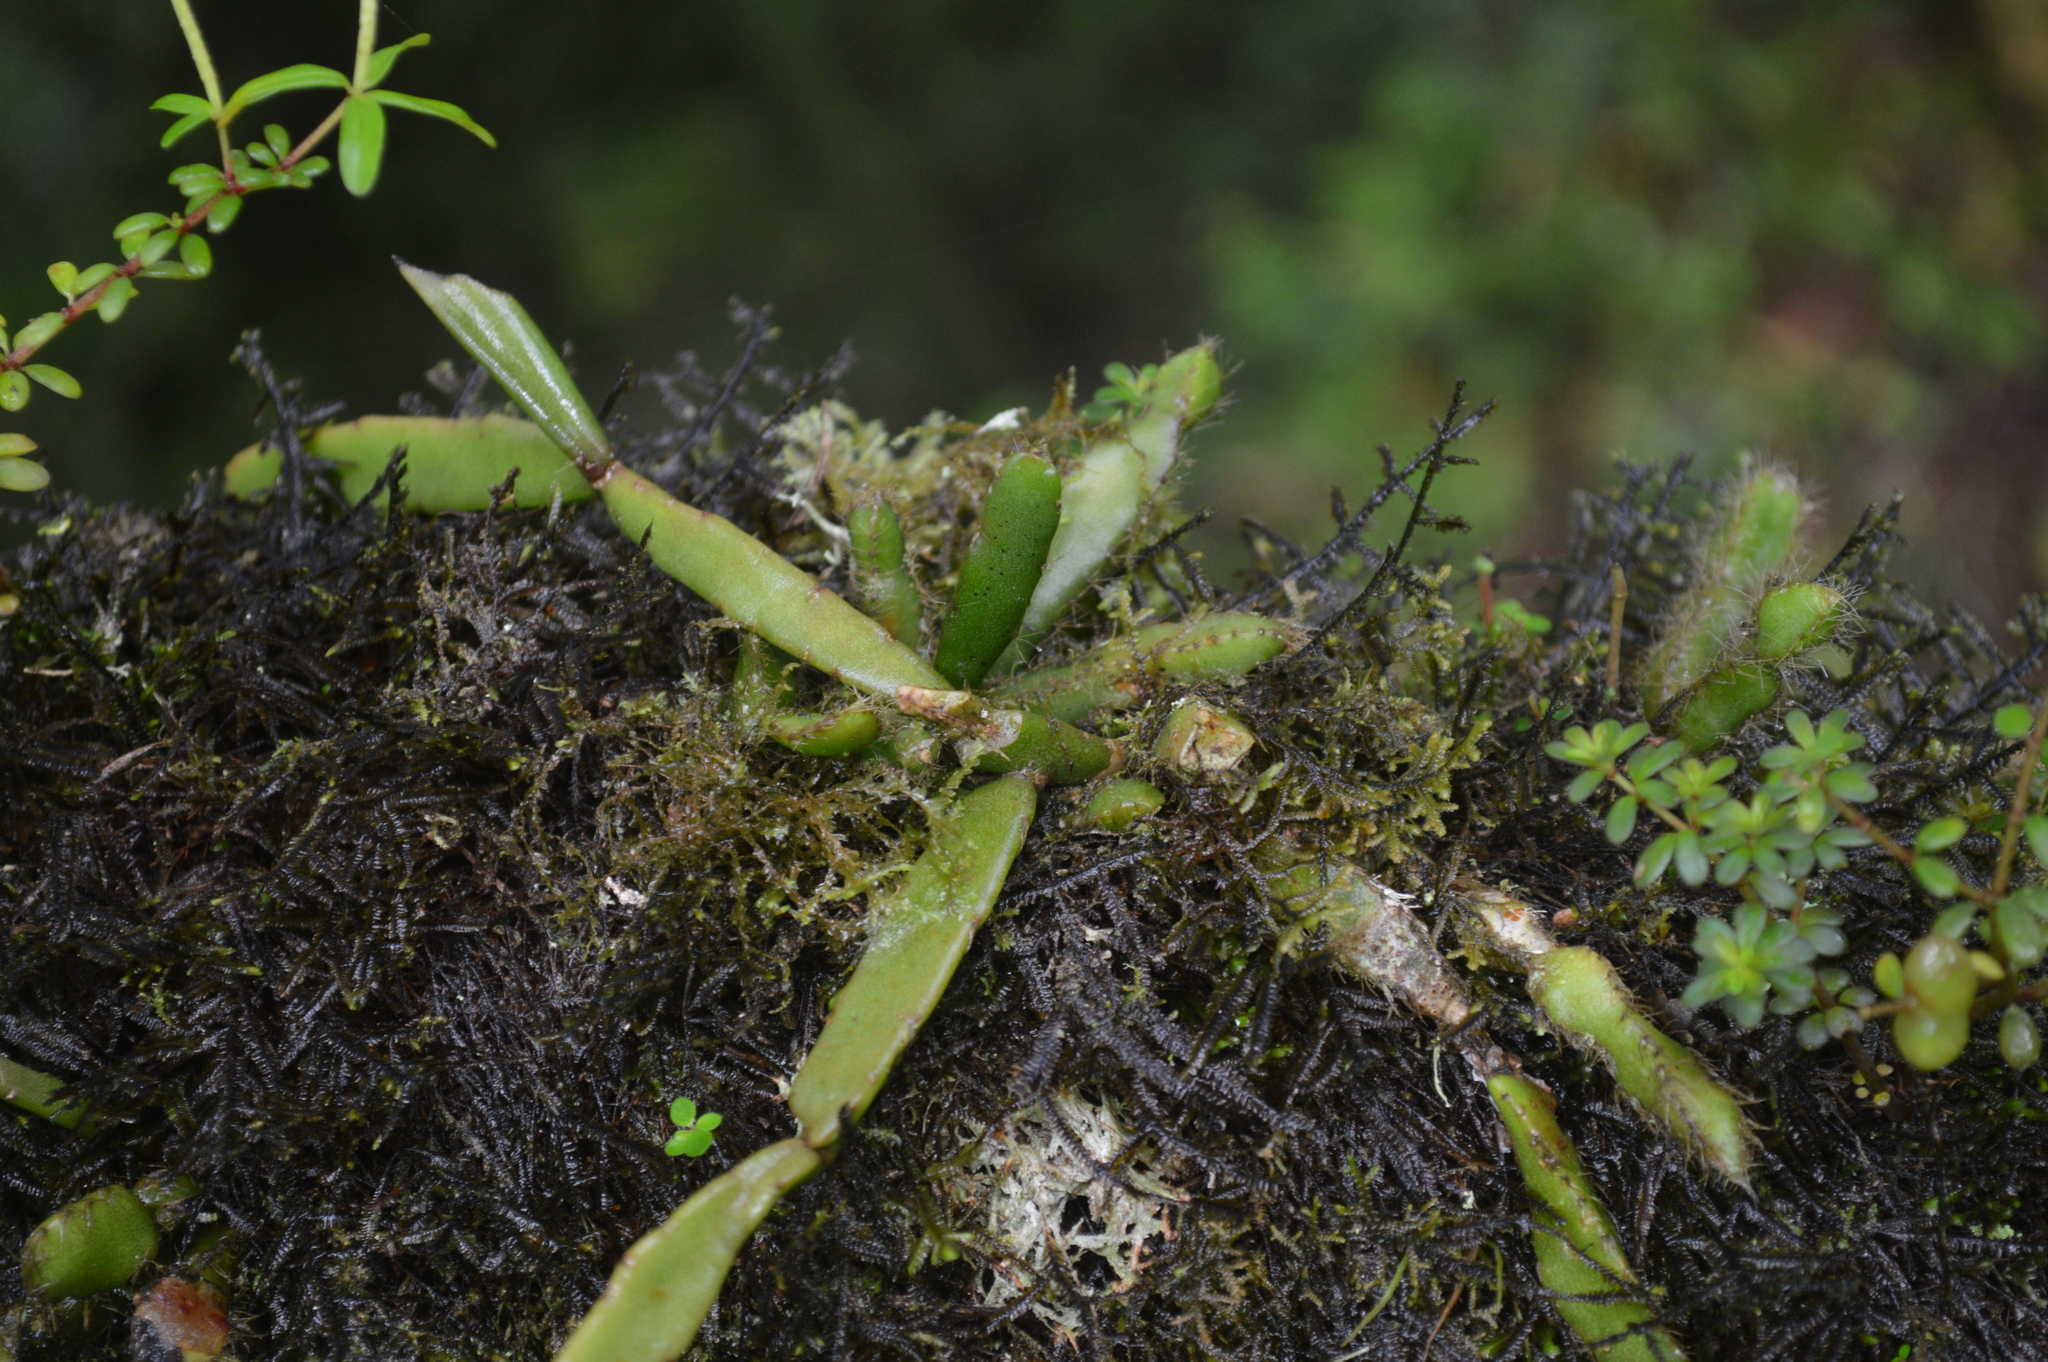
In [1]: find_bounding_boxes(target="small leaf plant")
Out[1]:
[663,1098,722,1158]
[1550,701,2048,1085]
[0,0,492,497]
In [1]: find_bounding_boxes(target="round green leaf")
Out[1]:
[96,277,138,323]
[45,262,78,298]
[1913,856,1961,900]
[113,212,168,240]
[179,234,213,278]
[0,458,51,492]
[695,1112,721,1133]
[207,195,243,234]
[676,1128,716,1157]
[668,1097,696,1128]
[1916,817,1967,854]
[0,371,29,412]
[1996,704,2034,740]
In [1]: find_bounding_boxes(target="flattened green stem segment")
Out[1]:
[399,265,611,470]
[787,775,1038,1146]
[601,465,946,697]
[989,612,1298,724]
[400,266,946,698]
[1,1056,79,1128]
[1464,889,1750,1185]
[933,453,1062,689]
[554,1138,821,1362]
[21,1184,160,1299]
[1487,1073,1684,1362]
[996,343,1221,671]
[848,497,925,647]
[225,414,591,509]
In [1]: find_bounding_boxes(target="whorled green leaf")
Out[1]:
[365,34,433,89]
[338,94,389,196]
[151,92,214,147]
[368,89,497,146]
[13,309,61,350]
[222,64,348,122]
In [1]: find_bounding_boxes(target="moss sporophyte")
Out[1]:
[7,7,2048,1362]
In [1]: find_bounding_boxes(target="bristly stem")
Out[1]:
[168,0,226,112]
[352,0,379,90]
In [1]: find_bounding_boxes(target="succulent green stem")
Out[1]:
[787,774,1037,1145]
[401,267,947,699]
[1638,461,1805,715]
[1487,1072,1684,1361]
[994,343,1220,671]
[1464,887,1750,1185]
[987,612,1298,723]
[554,1138,821,1362]
[225,413,592,509]
[848,497,924,647]
[20,1184,160,1299]
[933,453,1062,689]
[1,1055,80,1128]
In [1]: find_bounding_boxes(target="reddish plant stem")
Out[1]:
[1,98,348,375]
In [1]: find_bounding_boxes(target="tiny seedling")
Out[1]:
[663,1098,722,1158]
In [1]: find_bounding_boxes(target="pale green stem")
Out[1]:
[352,0,379,90]
[168,0,226,112]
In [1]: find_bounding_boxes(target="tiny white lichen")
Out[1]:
[946,1088,1185,1338]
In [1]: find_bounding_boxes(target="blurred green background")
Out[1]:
[5,0,2046,616]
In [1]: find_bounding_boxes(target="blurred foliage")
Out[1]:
[1206,0,2048,615]
[4,0,2045,608]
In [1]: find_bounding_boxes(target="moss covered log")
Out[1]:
[2,333,2047,1362]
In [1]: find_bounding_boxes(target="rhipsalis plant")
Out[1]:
[7,33,2048,1362]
